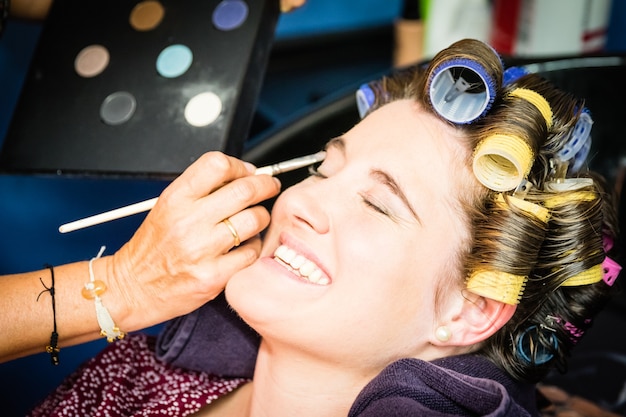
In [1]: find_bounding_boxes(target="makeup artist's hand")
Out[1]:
[0,152,279,363]
[103,152,281,332]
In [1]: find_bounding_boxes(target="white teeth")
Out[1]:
[291,255,306,269]
[283,247,297,263]
[299,260,316,277]
[308,268,322,283]
[273,245,329,285]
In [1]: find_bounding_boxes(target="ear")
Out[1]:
[433,291,517,347]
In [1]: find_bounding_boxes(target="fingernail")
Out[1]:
[273,177,282,188]
[244,162,257,174]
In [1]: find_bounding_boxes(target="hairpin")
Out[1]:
[544,178,594,192]
[543,176,597,209]
[547,315,590,345]
[543,177,597,211]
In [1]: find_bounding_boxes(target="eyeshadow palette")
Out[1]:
[0,0,279,177]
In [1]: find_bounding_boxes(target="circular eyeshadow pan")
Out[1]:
[213,0,249,31]
[156,44,193,78]
[184,92,222,127]
[129,0,165,31]
[100,91,137,125]
[75,45,110,78]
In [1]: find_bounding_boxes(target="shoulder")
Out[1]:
[349,356,536,417]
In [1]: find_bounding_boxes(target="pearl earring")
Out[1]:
[435,326,452,342]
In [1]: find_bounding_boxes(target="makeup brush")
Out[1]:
[59,151,326,233]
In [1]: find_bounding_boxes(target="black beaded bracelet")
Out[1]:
[0,0,9,38]
[37,264,60,365]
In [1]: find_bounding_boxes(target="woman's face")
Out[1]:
[226,99,474,370]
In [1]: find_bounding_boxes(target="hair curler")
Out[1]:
[427,56,500,124]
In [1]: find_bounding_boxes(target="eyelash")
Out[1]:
[308,166,389,216]
[308,164,326,178]
[361,195,389,216]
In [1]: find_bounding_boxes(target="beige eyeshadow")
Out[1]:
[129,1,165,31]
[74,45,110,78]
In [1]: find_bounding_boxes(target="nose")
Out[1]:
[275,180,331,235]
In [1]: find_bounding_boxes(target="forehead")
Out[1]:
[342,100,471,189]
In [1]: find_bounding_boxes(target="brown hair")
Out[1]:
[366,38,620,383]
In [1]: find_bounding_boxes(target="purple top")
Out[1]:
[350,355,539,417]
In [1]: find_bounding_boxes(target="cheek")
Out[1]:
[336,220,433,306]
[340,217,457,325]
[333,236,439,358]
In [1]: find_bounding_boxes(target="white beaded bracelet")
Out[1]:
[82,246,125,342]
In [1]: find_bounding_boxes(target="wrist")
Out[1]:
[104,243,155,332]
[88,252,132,337]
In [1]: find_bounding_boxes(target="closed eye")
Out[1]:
[360,194,390,216]
[308,164,327,178]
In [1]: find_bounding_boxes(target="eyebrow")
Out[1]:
[325,136,345,153]
[326,137,422,224]
[370,169,422,224]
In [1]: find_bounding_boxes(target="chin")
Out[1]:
[224,262,271,326]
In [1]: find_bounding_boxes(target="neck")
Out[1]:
[245,339,374,417]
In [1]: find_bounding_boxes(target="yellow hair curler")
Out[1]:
[473,134,534,192]
[466,270,527,305]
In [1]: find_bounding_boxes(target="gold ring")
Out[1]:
[221,218,240,247]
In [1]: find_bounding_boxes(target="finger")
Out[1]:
[200,174,280,223]
[190,236,263,294]
[165,152,256,202]
[162,236,263,304]
[217,206,271,252]
[214,236,264,279]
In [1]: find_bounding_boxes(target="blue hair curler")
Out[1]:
[428,57,499,124]
[356,83,376,119]
[503,66,530,86]
[517,325,558,365]
[569,130,592,174]
[557,108,593,163]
